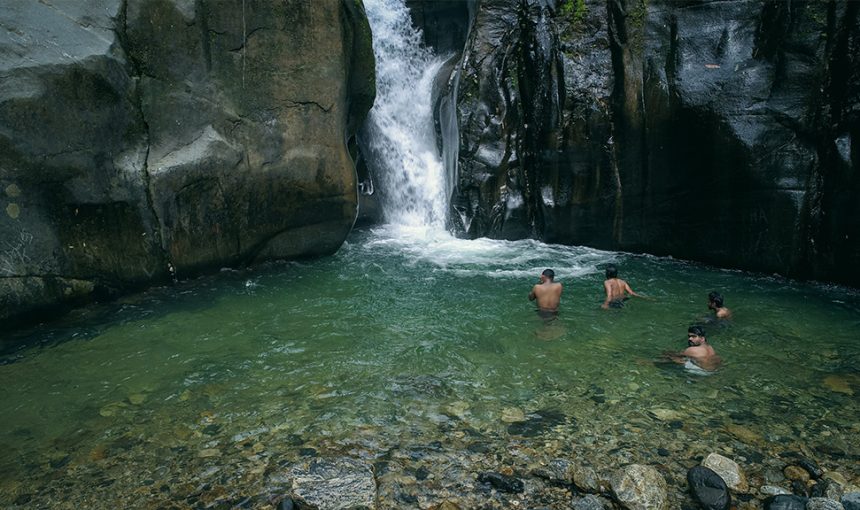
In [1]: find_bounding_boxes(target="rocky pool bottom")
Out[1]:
[1,226,858,509]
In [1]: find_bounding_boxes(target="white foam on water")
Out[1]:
[362,224,614,279]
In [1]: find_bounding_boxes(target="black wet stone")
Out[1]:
[467,442,490,453]
[687,466,730,510]
[202,424,221,436]
[398,493,419,504]
[728,410,755,423]
[49,455,71,469]
[478,472,525,493]
[506,409,567,437]
[298,448,317,457]
[810,480,828,497]
[277,497,296,510]
[14,494,32,505]
[741,449,765,463]
[791,479,808,497]
[589,395,606,404]
[415,466,429,480]
[843,492,860,510]
[373,461,391,476]
[796,458,824,479]
[766,494,808,510]
[657,448,671,457]
[669,420,684,429]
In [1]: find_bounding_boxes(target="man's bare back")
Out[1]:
[602,278,641,309]
[529,269,562,312]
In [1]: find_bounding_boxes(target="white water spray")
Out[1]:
[361,0,449,230]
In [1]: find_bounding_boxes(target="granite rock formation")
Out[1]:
[0,0,375,324]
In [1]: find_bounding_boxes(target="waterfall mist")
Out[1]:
[360,0,449,231]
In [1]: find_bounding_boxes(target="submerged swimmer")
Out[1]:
[663,325,722,372]
[529,269,563,319]
[601,264,645,309]
[708,291,732,319]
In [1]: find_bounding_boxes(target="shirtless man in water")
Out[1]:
[529,269,563,318]
[664,325,722,372]
[708,291,732,319]
[601,264,644,309]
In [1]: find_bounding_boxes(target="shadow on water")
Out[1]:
[0,264,294,364]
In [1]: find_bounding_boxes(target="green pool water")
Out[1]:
[1,225,858,508]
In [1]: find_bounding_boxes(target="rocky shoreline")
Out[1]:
[3,405,857,510]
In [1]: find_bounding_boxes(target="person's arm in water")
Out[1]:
[528,284,539,302]
[623,280,644,298]
[662,350,687,364]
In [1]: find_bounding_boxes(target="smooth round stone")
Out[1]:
[128,393,146,405]
[702,453,749,493]
[687,466,730,510]
[501,407,526,423]
[760,485,791,496]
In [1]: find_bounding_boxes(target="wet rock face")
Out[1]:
[448,0,860,286]
[0,0,375,324]
[405,0,473,56]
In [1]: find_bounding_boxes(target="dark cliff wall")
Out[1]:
[445,0,860,286]
[0,0,375,324]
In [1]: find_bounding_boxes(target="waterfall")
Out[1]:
[360,0,449,230]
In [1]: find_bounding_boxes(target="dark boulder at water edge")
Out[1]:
[433,0,860,286]
[687,465,731,510]
[0,0,375,325]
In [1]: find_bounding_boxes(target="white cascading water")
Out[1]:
[361,0,449,231]
[359,0,608,280]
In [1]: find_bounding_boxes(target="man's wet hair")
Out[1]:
[688,325,706,337]
[708,291,724,308]
[605,265,618,279]
[542,269,555,280]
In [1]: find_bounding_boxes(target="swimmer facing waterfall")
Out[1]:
[528,269,563,320]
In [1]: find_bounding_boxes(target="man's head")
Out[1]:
[605,265,618,279]
[708,291,724,309]
[540,269,555,282]
[688,325,706,346]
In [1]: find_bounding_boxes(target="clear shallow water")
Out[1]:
[1,226,859,508]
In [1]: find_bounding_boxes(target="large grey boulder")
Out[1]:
[0,0,375,324]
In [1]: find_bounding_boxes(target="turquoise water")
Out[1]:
[1,226,858,508]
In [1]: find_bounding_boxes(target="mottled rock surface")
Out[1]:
[610,463,668,510]
[0,0,375,324]
[288,457,377,509]
[702,452,749,493]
